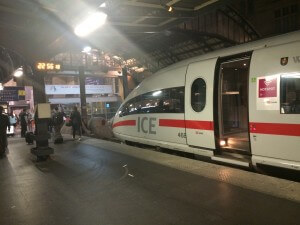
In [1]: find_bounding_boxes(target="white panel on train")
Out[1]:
[113,31,300,171]
[249,41,300,168]
[185,58,217,150]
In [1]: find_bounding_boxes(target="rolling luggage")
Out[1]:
[25,132,34,145]
[54,137,63,144]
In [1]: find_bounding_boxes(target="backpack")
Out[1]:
[54,112,64,125]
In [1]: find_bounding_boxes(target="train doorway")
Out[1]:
[216,56,251,153]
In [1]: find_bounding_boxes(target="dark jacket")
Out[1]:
[19,112,27,126]
[0,114,10,134]
[70,110,81,126]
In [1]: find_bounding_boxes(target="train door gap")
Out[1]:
[216,56,251,153]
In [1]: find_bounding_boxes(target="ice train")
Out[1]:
[112,31,300,171]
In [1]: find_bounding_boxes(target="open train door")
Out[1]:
[185,58,218,152]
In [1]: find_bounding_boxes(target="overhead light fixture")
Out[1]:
[82,46,92,53]
[74,11,107,37]
[0,83,3,91]
[168,6,173,12]
[13,67,23,78]
[135,67,145,73]
[100,2,106,8]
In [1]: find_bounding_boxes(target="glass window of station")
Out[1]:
[280,74,300,114]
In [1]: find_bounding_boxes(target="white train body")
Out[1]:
[113,31,300,171]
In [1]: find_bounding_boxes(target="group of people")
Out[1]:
[0,109,34,138]
[0,105,83,156]
[18,109,34,137]
[51,106,82,142]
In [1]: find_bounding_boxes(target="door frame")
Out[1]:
[213,52,253,154]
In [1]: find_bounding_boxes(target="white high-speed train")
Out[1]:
[113,31,300,171]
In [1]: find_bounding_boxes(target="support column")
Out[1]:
[79,66,87,124]
[33,70,46,105]
[31,69,53,160]
[122,67,129,99]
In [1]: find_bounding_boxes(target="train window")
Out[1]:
[191,78,206,112]
[280,74,300,114]
[169,87,185,113]
[118,87,185,116]
[140,90,167,114]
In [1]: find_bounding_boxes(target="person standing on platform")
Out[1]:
[0,106,10,157]
[9,112,17,127]
[27,111,33,132]
[19,109,28,138]
[52,107,64,144]
[70,106,82,141]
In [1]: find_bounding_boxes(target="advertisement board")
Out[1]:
[45,85,113,95]
[257,75,279,110]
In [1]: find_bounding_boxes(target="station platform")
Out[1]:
[0,136,299,225]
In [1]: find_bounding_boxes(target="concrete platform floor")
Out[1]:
[0,136,299,225]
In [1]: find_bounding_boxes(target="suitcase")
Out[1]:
[54,137,63,144]
[25,132,34,144]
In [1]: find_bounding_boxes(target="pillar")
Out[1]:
[79,66,87,124]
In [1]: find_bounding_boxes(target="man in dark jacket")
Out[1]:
[19,108,27,137]
[70,106,82,140]
[0,106,10,157]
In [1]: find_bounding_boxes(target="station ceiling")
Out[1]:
[0,0,298,80]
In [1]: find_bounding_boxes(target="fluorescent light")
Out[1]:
[152,90,162,96]
[100,2,106,7]
[82,46,92,53]
[13,67,23,77]
[135,67,145,73]
[74,12,107,37]
[0,83,3,91]
[168,6,173,12]
[281,73,300,78]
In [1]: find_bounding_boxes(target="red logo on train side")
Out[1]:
[258,78,277,98]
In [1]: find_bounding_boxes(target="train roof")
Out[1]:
[125,30,300,102]
[156,30,300,74]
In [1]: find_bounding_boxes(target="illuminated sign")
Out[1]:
[0,87,25,101]
[45,85,113,95]
[36,62,61,71]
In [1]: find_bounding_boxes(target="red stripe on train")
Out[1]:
[159,119,214,130]
[112,120,136,128]
[249,122,300,136]
[186,120,214,130]
[159,119,185,128]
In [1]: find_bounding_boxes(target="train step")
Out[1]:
[211,154,251,168]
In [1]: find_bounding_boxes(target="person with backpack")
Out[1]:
[70,106,82,141]
[52,107,64,144]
